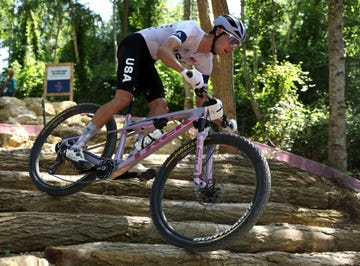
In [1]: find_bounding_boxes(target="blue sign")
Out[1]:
[47,80,70,93]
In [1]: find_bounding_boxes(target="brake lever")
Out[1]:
[194,88,205,98]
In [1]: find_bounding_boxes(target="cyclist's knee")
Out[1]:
[148,98,168,116]
[111,89,133,109]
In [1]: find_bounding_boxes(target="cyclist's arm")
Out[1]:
[157,37,186,73]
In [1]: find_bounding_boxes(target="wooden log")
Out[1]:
[0,212,157,254]
[0,212,359,254]
[0,149,335,189]
[1,247,359,265]
[44,243,360,266]
[0,170,346,209]
[0,188,349,227]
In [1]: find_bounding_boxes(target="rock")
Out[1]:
[8,113,37,125]
[51,100,76,114]
[0,103,36,123]
[0,255,49,266]
[0,97,77,148]
[2,134,29,147]
[0,96,26,107]
[23,98,56,117]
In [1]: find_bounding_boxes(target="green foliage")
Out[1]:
[0,243,12,256]
[10,57,45,98]
[156,61,184,112]
[1,0,360,173]
[346,113,360,174]
[252,61,314,150]
[343,3,360,57]
[291,107,329,163]
[128,0,166,30]
[345,57,360,114]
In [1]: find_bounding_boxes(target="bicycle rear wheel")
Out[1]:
[29,103,117,196]
[150,133,271,252]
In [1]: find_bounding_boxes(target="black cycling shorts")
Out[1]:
[116,33,165,102]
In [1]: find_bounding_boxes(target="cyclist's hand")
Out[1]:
[181,69,204,89]
[223,119,238,133]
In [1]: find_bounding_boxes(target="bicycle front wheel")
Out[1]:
[150,133,271,252]
[29,103,117,196]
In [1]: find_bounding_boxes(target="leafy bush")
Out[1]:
[291,107,329,162]
[10,57,45,98]
[251,60,315,150]
[346,113,360,176]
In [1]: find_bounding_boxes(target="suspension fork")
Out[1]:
[193,117,213,188]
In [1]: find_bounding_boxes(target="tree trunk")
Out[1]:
[183,0,191,19]
[183,0,194,109]
[111,0,118,67]
[121,0,129,38]
[285,0,301,47]
[241,0,264,126]
[210,1,237,121]
[328,0,347,171]
[71,18,80,64]
[53,15,62,62]
[197,0,212,32]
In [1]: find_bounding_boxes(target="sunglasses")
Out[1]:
[223,30,241,48]
[228,34,241,48]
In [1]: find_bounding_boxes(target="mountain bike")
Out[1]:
[29,88,271,252]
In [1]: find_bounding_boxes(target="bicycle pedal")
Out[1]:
[138,168,158,181]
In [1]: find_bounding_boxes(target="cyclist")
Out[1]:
[66,14,246,173]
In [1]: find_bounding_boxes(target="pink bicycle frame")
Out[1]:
[84,105,213,187]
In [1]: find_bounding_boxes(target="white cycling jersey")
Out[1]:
[138,20,213,76]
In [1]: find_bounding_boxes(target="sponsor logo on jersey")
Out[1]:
[122,58,135,82]
[173,30,187,43]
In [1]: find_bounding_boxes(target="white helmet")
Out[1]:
[213,14,246,42]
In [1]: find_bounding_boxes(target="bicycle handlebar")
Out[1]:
[194,87,236,132]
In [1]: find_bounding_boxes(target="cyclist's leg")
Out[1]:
[65,90,133,169]
[148,97,169,117]
[92,90,133,128]
[66,34,144,168]
[128,74,168,177]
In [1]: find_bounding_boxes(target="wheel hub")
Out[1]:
[195,180,224,206]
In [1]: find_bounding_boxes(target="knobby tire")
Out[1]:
[150,133,271,252]
[29,103,117,196]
